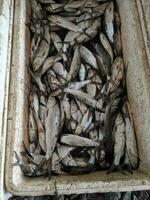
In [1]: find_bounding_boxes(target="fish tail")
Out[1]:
[47,157,52,180]
[12,151,20,166]
[34,157,46,174]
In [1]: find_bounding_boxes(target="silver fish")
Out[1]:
[29,143,36,153]
[32,25,51,72]
[61,154,78,167]
[46,3,65,13]
[45,96,60,161]
[64,0,87,9]
[47,73,59,91]
[39,94,47,126]
[28,107,37,144]
[51,152,63,174]
[52,62,68,80]
[107,57,124,94]
[30,89,39,116]
[76,3,108,23]
[86,84,97,98]
[79,63,86,81]
[30,0,43,20]
[80,46,99,70]
[57,145,74,161]
[67,45,81,81]
[62,18,100,56]
[32,106,46,152]
[113,12,122,56]
[60,100,65,129]
[50,32,63,53]
[70,119,77,131]
[77,18,101,43]
[88,129,99,165]
[48,15,83,33]
[99,32,113,65]
[67,80,91,90]
[112,113,125,167]
[30,34,41,63]
[75,109,93,135]
[60,134,100,147]
[33,143,42,154]
[71,99,82,123]
[75,99,88,115]
[62,94,71,121]
[94,43,111,79]
[64,88,104,112]
[89,129,98,142]
[40,55,62,76]
[122,101,138,169]
[104,2,114,43]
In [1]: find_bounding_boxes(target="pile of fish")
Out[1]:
[13,0,139,177]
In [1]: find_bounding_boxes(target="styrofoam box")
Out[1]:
[4,0,150,196]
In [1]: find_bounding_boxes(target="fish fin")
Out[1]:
[22,141,33,158]
[20,151,26,157]
[12,161,20,167]
[47,158,52,180]
[107,163,127,175]
[123,164,133,174]
[12,151,20,166]
[34,157,46,174]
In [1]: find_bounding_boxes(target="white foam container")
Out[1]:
[4,0,150,196]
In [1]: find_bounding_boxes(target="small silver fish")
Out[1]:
[62,18,100,56]
[104,2,114,43]
[50,32,63,53]
[57,145,74,161]
[32,25,51,72]
[80,45,99,70]
[45,96,61,161]
[122,101,138,169]
[64,88,104,112]
[67,80,91,90]
[62,94,71,121]
[75,109,93,135]
[86,84,97,98]
[67,45,81,81]
[48,15,83,33]
[112,113,125,167]
[107,57,124,94]
[32,106,46,153]
[30,34,41,63]
[60,134,100,147]
[28,107,37,144]
[99,32,113,65]
[52,62,68,80]
[30,0,43,20]
[39,94,47,126]
[79,63,86,81]
[71,99,82,123]
[46,3,65,13]
[113,12,122,56]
